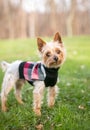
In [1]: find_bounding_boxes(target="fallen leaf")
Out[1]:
[78,105,85,110]
[36,124,43,130]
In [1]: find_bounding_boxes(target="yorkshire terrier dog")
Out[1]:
[0,32,65,116]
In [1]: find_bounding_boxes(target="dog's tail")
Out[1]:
[0,61,10,72]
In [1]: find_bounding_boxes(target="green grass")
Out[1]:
[0,36,90,130]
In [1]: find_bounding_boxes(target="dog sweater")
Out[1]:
[19,62,59,87]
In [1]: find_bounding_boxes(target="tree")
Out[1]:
[46,0,58,34]
[66,0,77,36]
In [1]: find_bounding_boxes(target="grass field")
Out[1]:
[0,36,90,130]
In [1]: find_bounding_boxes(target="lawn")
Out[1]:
[0,36,90,130]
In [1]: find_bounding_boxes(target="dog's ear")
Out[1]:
[54,32,62,43]
[37,38,46,52]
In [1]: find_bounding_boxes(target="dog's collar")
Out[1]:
[42,65,60,72]
[42,65,60,87]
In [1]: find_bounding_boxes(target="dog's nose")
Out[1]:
[53,56,58,62]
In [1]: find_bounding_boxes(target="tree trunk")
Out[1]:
[66,0,77,36]
[28,12,36,37]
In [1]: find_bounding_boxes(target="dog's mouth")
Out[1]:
[43,56,64,68]
[46,60,62,68]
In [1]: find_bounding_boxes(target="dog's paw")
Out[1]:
[2,106,7,112]
[48,102,55,108]
[34,108,41,116]
[19,100,24,105]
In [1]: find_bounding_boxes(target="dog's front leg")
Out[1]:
[33,81,45,116]
[47,85,58,107]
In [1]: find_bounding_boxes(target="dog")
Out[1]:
[0,32,66,116]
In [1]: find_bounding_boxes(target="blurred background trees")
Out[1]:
[0,0,90,39]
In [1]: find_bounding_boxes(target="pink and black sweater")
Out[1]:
[19,62,59,87]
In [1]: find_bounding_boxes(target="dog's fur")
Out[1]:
[0,32,66,116]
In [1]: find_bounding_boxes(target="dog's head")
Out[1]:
[37,32,66,68]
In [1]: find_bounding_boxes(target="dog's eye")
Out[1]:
[56,49,61,54]
[46,52,51,57]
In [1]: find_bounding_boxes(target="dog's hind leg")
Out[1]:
[1,73,15,112]
[14,79,25,104]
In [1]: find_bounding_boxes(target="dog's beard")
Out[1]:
[43,59,62,68]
